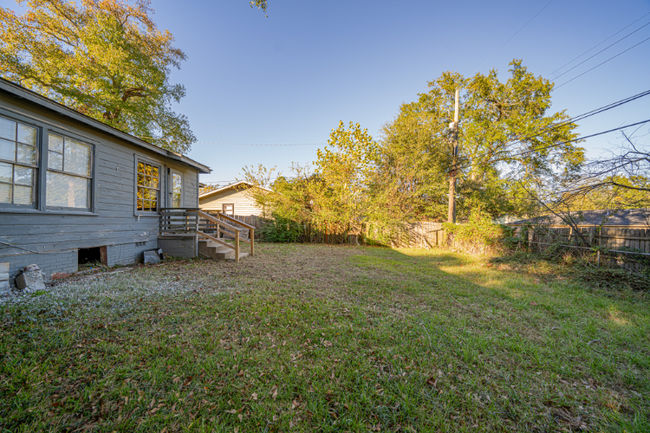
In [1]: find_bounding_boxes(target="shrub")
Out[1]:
[443,209,512,254]
[258,213,305,243]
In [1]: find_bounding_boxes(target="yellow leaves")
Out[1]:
[0,0,194,154]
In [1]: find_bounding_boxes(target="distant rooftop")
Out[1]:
[509,208,650,227]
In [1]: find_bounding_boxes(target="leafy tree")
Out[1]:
[198,184,220,196]
[312,121,378,233]
[243,122,379,240]
[249,0,268,14]
[379,60,585,220]
[0,0,194,153]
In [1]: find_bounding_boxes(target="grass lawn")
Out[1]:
[1,244,649,432]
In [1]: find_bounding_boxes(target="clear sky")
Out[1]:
[4,0,650,185]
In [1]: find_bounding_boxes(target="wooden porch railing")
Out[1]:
[159,208,255,262]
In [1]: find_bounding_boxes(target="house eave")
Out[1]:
[0,78,211,174]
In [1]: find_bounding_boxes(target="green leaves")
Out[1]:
[379,59,585,220]
[0,0,195,153]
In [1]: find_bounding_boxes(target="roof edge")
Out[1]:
[0,78,211,174]
[199,181,271,199]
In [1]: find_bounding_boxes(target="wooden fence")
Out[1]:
[509,224,650,273]
[297,221,446,247]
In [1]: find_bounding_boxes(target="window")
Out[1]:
[136,161,160,212]
[222,203,234,216]
[0,115,38,207]
[46,133,92,210]
[171,171,182,207]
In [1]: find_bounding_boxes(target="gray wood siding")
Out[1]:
[0,91,201,259]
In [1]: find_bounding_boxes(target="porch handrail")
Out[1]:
[159,208,254,261]
[199,210,255,257]
[199,210,241,233]
[215,212,256,230]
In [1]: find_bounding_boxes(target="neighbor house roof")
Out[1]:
[199,181,271,199]
[0,78,211,174]
[508,208,650,227]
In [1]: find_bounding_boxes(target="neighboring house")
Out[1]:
[0,78,211,287]
[199,181,269,217]
[509,208,650,227]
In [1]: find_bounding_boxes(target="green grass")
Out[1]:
[1,244,649,432]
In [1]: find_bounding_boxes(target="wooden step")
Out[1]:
[198,239,249,261]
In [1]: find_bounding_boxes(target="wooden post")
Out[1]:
[250,228,255,256]
[448,88,459,224]
[235,231,240,263]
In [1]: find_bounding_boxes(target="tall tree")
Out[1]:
[312,121,379,232]
[243,122,379,238]
[379,60,585,220]
[0,0,194,153]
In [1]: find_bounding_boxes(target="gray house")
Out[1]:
[0,78,211,286]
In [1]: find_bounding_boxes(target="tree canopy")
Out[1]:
[0,0,194,153]
[244,60,587,242]
[380,60,585,220]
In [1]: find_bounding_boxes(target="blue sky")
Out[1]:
[4,0,650,185]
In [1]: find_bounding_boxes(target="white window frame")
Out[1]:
[45,132,94,211]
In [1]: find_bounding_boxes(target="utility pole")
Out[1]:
[448,88,459,224]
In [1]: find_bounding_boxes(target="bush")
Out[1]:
[443,209,512,254]
[259,213,305,243]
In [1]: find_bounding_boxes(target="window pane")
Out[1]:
[49,133,64,153]
[0,162,11,182]
[145,164,152,176]
[46,171,90,209]
[0,183,11,203]
[137,173,144,186]
[151,175,159,189]
[17,124,37,145]
[14,166,34,186]
[64,139,91,176]
[0,117,15,141]
[137,198,143,211]
[138,162,145,173]
[48,151,63,170]
[0,138,15,162]
[173,193,181,208]
[152,166,159,178]
[14,185,33,205]
[17,144,36,165]
[172,173,181,193]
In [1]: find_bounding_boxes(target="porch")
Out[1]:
[158,208,255,262]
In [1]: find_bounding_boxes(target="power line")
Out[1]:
[454,89,650,171]
[555,34,650,89]
[134,135,325,147]
[489,88,650,154]
[476,0,555,71]
[549,11,650,77]
[488,119,650,167]
[550,19,650,81]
